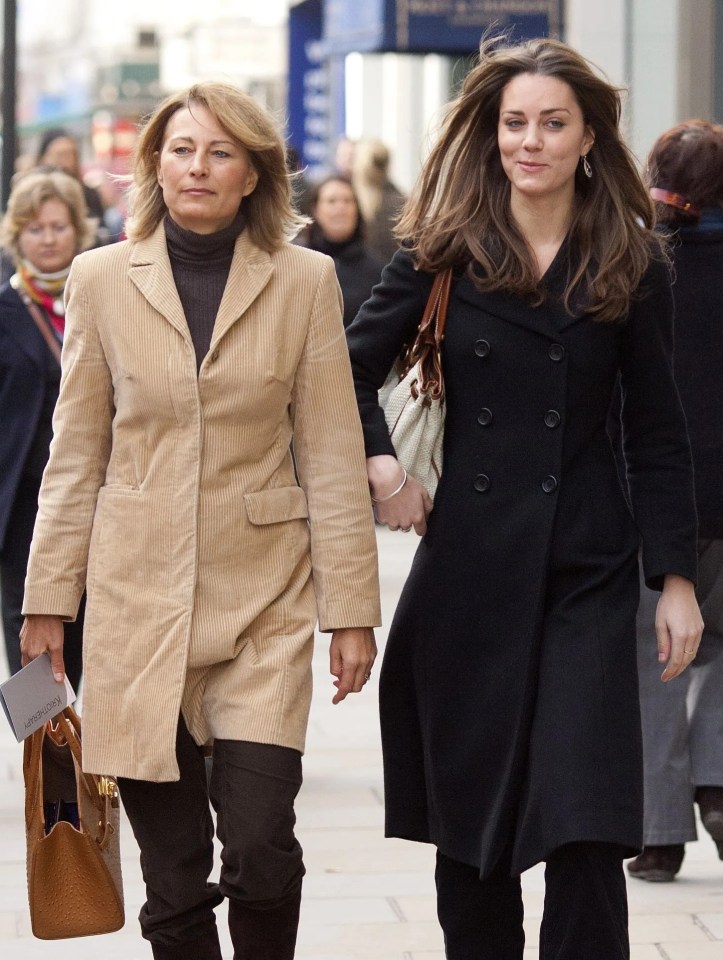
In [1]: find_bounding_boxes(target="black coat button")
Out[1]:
[474,339,491,358]
[549,343,565,362]
[544,410,561,428]
[474,474,491,493]
[541,475,558,494]
[477,408,493,426]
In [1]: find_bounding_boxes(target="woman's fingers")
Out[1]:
[329,627,377,703]
[374,476,432,535]
[656,614,703,682]
[655,576,704,682]
[20,615,67,682]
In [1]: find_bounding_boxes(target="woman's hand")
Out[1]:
[20,614,66,682]
[329,627,377,704]
[367,454,433,536]
[656,575,704,681]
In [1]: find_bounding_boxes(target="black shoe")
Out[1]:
[696,787,723,852]
[626,845,685,882]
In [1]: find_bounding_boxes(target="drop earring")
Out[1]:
[582,154,592,179]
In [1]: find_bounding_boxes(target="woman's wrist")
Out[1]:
[371,467,407,503]
[662,574,695,593]
[367,454,406,501]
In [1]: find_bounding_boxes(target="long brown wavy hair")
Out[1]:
[397,36,664,323]
[125,81,307,248]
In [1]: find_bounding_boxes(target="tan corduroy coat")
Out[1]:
[23,223,381,782]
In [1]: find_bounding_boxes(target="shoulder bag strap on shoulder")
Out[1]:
[24,300,62,366]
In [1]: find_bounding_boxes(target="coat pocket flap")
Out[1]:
[243,486,309,525]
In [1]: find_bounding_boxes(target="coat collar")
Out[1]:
[454,237,586,339]
[128,221,274,346]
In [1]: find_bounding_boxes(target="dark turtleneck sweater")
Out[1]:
[164,211,245,371]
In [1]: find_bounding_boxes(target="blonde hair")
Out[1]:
[125,81,307,247]
[0,168,94,261]
[352,138,392,224]
[397,36,665,323]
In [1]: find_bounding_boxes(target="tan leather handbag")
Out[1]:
[23,706,124,939]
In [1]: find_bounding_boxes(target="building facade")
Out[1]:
[11,0,723,189]
[289,0,723,191]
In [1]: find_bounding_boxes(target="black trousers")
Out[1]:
[118,717,305,960]
[436,842,629,960]
[0,559,84,692]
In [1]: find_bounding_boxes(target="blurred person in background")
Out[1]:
[0,169,94,691]
[36,127,107,239]
[296,175,384,327]
[626,119,723,883]
[19,81,379,960]
[84,167,126,242]
[352,137,406,263]
[333,133,356,179]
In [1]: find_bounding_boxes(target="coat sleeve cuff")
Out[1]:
[22,584,82,622]
[317,598,382,633]
[641,556,698,593]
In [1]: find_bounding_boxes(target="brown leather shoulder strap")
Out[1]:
[406,267,453,401]
[25,300,62,366]
[433,268,453,342]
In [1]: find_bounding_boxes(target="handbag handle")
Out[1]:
[50,707,118,850]
[403,267,453,402]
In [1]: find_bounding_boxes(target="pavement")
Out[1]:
[1,526,722,958]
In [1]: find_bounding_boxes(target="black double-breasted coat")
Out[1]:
[346,245,697,877]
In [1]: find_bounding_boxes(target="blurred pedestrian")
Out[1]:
[0,169,94,691]
[20,81,380,959]
[36,128,107,238]
[296,175,384,327]
[626,119,723,883]
[333,134,356,179]
[352,137,406,263]
[346,36,703,959]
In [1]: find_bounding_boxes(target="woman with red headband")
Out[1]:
[627,119,723,883]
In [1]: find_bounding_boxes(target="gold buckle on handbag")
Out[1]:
[98,776,118,799]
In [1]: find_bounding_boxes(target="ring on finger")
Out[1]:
[684,648,697,656]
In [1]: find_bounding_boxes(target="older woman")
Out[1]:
[0,169,94,690]
[20,83,380,960]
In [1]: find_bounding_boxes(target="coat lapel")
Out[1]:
[455,238,587,339]
[128,223,274,348]
[128,221,190,341]
[455,277,562,340]
[541,240,589,333]
[210,231,273,349]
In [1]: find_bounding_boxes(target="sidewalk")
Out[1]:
[0,527,721,958]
